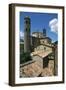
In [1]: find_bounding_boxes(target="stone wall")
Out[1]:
[34,45,52,52]
[32,55,43,68]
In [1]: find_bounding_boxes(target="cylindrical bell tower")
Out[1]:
[24,16,31,53]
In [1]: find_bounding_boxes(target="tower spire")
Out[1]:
[43,28,46,37]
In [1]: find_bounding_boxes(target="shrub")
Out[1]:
[20,52,32,64]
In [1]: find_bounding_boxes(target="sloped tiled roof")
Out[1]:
[31,50,52,58]
[20,61,42,77]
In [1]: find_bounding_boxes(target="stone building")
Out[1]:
[32,50,52,68]
[31,32,53,53]
[34,44,52,52]
[32,32,44,38]
[23,16,54,53]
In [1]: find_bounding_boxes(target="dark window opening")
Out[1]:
[44,47,46,50]
[25,21,28,24]
[26,28,27,31]
[43,41,44,43]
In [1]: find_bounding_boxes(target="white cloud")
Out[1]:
[49,18,58,34]
[20,31,24,39]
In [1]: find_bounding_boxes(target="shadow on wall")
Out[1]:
[43,56,49,68]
